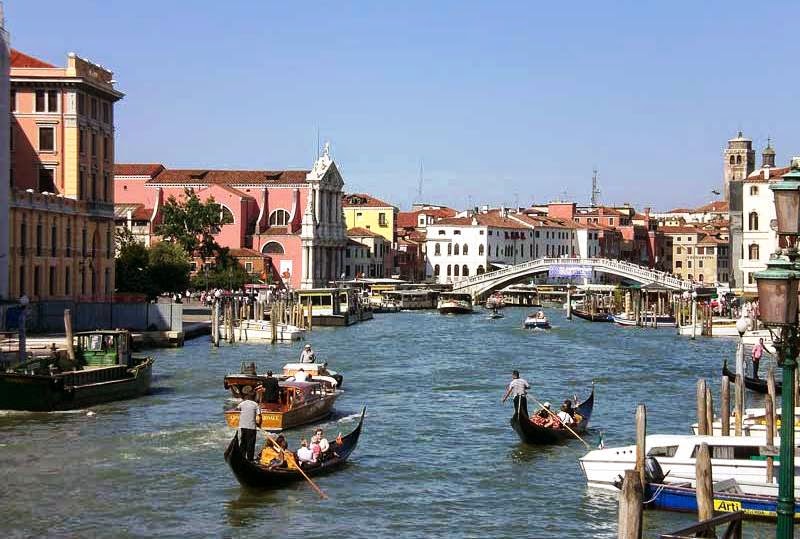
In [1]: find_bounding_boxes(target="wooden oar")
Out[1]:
[264,434,328,499]
[527,394,590,449]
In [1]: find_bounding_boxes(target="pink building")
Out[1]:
[115,147,347,289]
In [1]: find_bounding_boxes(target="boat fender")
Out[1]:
[644,456,665,484]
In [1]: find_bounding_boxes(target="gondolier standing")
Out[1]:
[237,393,261,461]
[501,370,530,404]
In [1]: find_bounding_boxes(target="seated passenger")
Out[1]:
[314,428,330,453]
[267,435,289,469]
[310,437,322,461]
[296,438,315,465]
[294,368,308,382]
[535,402,552,420]
[557,403,575,427]
[562,399,576,419]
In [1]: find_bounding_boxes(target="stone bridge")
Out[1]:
[450,257,693,299]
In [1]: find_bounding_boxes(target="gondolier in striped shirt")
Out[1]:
[237,392,262,461]
[501,370,530,404]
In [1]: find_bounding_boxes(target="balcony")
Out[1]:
[86,200,114,218]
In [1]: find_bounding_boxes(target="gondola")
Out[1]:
[571,309,613,322]
[224,407,366,489]
[722,359,779,394]
[510,384,594,444]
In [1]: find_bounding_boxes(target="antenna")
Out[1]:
[590,168,601,207]
[417,158,424,199]
[316,126,320,158]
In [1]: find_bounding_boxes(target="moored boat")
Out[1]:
[437,293,474,314]
[571,309,613,322]
[691,405,800,437]
[523,312,551,329]
[613,313,676,327]
[224,407,366,489]
[722,359,779,394]
[510,385,594,444]
[0,330,154,411]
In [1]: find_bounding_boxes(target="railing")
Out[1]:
[452,257,693,291]
[659,511,743,538]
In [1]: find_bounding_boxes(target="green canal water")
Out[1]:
[0,307,777,538]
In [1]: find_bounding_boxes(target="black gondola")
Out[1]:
[224,407,366,489]
[722,359,779,394]
[571,309,613,322]
[510,385,594,444]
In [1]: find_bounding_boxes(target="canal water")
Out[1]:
[0,307,776,538]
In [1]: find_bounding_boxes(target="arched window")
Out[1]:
[729,155,735,165]
[478,244,484,256]
[736,155,742,164]
[462,265,469,276]
[748,211,759,231]
[698,274,704,282]
[220,205,234,224]
[446,264,451,276]
[463,244,468,255]
[750,186,759,196]
[447,243,452,256]
[434,243,441,256]
[454,265,460,277]
[477,265,485,275]
[269,209,290,226]
[262,241,285,254]
[454,243,460,256]
[676,247,682,254]
[749,243,759,260]
[434,264,440,276]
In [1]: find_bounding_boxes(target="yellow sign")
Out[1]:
[713,499,741,512]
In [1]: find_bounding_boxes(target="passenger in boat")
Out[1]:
[294,368,309,382]
[536,310,545,319]
[535,402,552,420]
[313,429,331,459]
[267,435,289,469]
[562,399,575,419]
[296,438,316,466]
[300,344,316,364]
[262,371,280,404]
[556,403,575,427]
[501,370,530,404]
[317,363,331,377]
[237,393,262,461]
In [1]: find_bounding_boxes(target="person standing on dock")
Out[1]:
[237,393,261,461]
[300,344,316,363]
[501,370,530,404]
[751,338,770,379]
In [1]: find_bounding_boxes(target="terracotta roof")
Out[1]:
[513,213,575,229]
[744,166,791,182]
[115,164,165,177]
[114,203,152,221]
[694,200,728,213]
[149,169,310,186]
[347,227,383,238]
[206,183,254,200]
[342,193,395,208]
[397,208,456,228]
[697,234,728,245]
[435,212,528,229]
[229,248,263,258]
[576,207,626,217]
[660,226,704,235]
[10,49,56,69]
[666,208,693,213]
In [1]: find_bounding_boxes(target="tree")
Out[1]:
[149,242,191,294]
[190,248,254,290]
[115,240,154,297]
[157,188,232,262]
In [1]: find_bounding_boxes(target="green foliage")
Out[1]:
[149,242,192,293]
[115,241,154,297]
[190,248,255,290]
[156,188,232,261]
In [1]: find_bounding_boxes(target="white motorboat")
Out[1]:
[613,313,676,327]
[580,433,798,497]
[690,406,800,437]
[523,311,551,329]
[220,320,306,342]
[437,293,474,314]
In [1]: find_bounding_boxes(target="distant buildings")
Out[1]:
[341,193,397,277]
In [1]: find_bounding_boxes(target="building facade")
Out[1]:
[344,228,389,279]
[0,22,9,301]
[8,49,123,302]
[342,193,397,275]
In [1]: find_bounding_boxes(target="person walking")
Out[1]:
[237,392,261,461]
[501,370,530,404]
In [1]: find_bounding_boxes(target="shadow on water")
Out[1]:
[148,387,177,396]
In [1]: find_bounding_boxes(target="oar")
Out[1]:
[264,434,328,499]
[527,394,590,449]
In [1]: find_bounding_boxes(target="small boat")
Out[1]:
[437,293,474,314]
[220,320,306,342]
[691,406,800,437]
[722,359,779,395]
[510,385,594,444]
[224,407,365,489]
[487,310,504,320]
[225,362,343,392]
[485,292,505,310]
[643,481,800,521]
[523,312,551,329]
[612,313,676,327]
[571,309,613,322]
[0,330,154,411]
[224,372,342,431]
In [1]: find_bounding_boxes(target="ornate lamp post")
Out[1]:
[755,170,800,537]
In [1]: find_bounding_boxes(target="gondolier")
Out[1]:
[501,370,530,404]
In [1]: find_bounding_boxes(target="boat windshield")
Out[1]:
[647,445,678,458]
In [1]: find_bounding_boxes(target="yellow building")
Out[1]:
[342,193,398,244]
[8,49,123,302]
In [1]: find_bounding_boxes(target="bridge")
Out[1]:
[451,257,694,299]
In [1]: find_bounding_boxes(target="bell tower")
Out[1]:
[723,131,755,200]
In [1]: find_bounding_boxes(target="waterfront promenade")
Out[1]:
[0,307,772,538]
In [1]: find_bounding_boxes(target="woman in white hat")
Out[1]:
[299,343,316,363]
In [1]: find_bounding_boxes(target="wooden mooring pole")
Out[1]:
[766,392,775,483]
[696,379,708,436]
[64,309,76,363]
[695,442,714,522]
[734,373,744,436]
[720,377,730,436]
[617,469,643,539]
[635,403,647,486]
[705,385,713,436]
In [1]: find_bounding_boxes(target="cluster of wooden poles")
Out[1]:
[210,297,314,346]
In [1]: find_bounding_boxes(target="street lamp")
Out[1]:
[735,316,751,376]
[754,170,800,537]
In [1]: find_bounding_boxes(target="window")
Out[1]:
[478,244,484,256]
[65,267,70,295]
[106,228,112,258]
[454,244,460,256]
[102,102,110,123]
[220,206,234,224]
[35,222,42,256]
[729,155,735,165]
[438,230,445,235]
[10,89,15,112]
[736,155,742,164]
[51,225,57,257]
[103,137,110,160]
[244,262,254,273]
[269,209,290,226]
[79,129,85,154]
[19,265,25,295]
[749,211,759,231]
[463,244,468,256]
[687,247,692,255]
[676,247,682,254]
[462,265,469,276]
[434,243,441,256]
[434,264,440,276]
[66,225,72,255]
[447,243,452,256]
[747,272,755,285]
[453,230,461,235]
[698,260,703,268]
[477,265,485,275]
[647,446,678,458]
[749,244,759,260]
[35,90,59,112]
[378,212,387,227]
[82,228,87,257]
[91,133,96,156]
[675,261,682,268]
[454,265,459,277]
[90,98,97,119]
[262,242,285,254]
[39,126,55,152]
[688,274,693,281]
[34,266,41,297]
[699,274,704,282]
[688,261,692,268]
[446,265,451,276]
[77,93,85,115]
[750,186,759,196]
[49,266,56,296]
[38,168,55,192]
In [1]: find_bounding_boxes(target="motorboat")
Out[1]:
[485,292,505,310]
[437,293,474,314]
[523,311,551,330]
[612,313,676,327]
[580,433,797,497]
[690,406,800,437]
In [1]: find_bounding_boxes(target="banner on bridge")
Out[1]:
[548,265,592,279]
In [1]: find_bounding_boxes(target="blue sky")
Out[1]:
[8,1,800,211]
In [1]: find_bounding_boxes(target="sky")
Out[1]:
[7,1,800,212]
